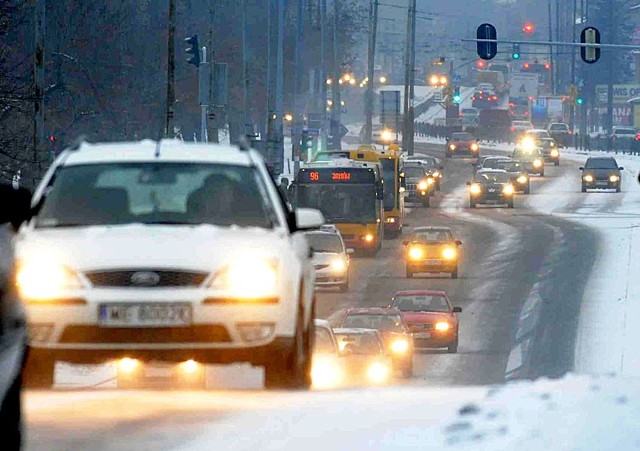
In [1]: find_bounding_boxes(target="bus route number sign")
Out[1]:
[299,168,374,183]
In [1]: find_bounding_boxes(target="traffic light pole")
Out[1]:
[407,0,416,155]
[165,0,176,139]
[330,0,342,151]
[293,0,304,174]
[33,0,45,186]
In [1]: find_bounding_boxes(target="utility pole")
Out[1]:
[331,0,342,150]
[242,0,251,137]
[549,0,555,94]
[199,47,210,142]
[364,0,378,144]
[293,0,304,173]
[33,0,45,187]
[402,0,412,153]
[266,0,276,168]
[570,0,577,130]
[165,0,175,139]
[208,0,219,143]
[320,0,327,151]
[275,0,285,172]
[406,0,416,155]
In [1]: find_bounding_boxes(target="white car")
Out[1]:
[17,139,324,389]
[305,231,352,292]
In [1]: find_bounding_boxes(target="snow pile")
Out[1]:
[415,87,475,124]
[179,374,640,450]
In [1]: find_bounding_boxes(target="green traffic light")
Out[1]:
[452,95,462,104]
[512,53,520,60]
[576,97,584,105]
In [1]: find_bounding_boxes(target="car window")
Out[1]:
[477,172,508,183]
[306,233,343,253]
[404,166,426,178]
[335,333,382,354]
[498,161,523,172]
[343,314,404,333]
[413,230,453,242]
[451,133,474,141]
[35,163,278,229]
[549,124,568,131]
[585,158,618,169]
[614,128,636,135]
[393,295,450,312]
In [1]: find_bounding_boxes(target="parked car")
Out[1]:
[547,122,572,147]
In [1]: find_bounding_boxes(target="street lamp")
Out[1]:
[429,74,440,86]
[284,113,293,122]
[379,76,387,84]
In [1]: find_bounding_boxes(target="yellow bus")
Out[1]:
[294,160,384,255]
[349,145,405,238]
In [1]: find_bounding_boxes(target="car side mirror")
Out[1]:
[295,208,325,231]
[402,240,409,246]
[0,185,32,231]
[347,248,355,255]
[466,181,471,186]
[578,167,584,171]
[455,240,462,246]
[453,307,462,313]
[619,167,624,171]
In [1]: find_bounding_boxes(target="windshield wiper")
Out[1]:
[141,220,197,225]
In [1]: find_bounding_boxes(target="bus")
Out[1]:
[349,146,405,238]
[294,160,384,255]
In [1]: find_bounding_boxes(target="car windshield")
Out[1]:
[514,148,542,158]
[393,294,450,312]
[343,314,404,333]
[335,333,382,354]
[614,128,636,135]
[412,229,453,242]
[35,163,277,228]
[314,328,337,354]
[498,161,524,172]
[585,158,618,169]
[482,159,507,169]
[404,165,426,178]
[549,124,568,131]
[296,184,377,223]
[306,233,343,253]
[451,133,474,141]
[477,172,508,183]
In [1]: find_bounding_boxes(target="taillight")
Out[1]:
[510,126,515,132]
[568,130,573,135]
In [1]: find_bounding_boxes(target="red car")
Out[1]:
[340,307,414,377]
[445,132,480,159]
[389,291,461,353]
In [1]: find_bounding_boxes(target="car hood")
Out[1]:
[583,168,620,177]
[16,224,287,271]
[402,311,453,325]
[450,141,474,146]
[312,252,343,265]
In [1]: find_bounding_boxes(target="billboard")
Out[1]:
[595,85,640,105]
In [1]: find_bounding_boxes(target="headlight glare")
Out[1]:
[583,174,594,182]
[516,175,528,184]
[609,175,619,183]
[550,149,559,157]
[364,233,374,243]
[391,339,409,354]
[449,144,456,150]
[442,247,457,260]
[16,261,82,300]
[209,259,278,297]
[503,184,515,195]
[408,246,424,260]
[435,321,450,332]
[471,143,479,151]
[417,180,428,191]
[533,159,542,168]
[470,183,482,195]
[367,362,390,384]
[330,258,347,272]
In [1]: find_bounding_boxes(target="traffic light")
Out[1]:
[576,96,584,105]
[452,86,461,104]
[580,26,601,64]
[301,130,313,156]
[512,43,521,60]
[476,23,497,60]
[185,35,200,67]
[523,23,535,34]
[476,60,486,69]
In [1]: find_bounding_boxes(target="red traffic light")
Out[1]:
[561,96,567,102]
[523,63,530,69]
[476,60,486,69]
[544,63,551,70]
[523,23,534,34]
[48,135,55,143]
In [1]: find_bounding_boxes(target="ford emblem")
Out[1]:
[130,271,161,286]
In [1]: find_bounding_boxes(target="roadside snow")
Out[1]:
[415,87,475,124]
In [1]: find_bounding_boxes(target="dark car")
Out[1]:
[445,132,480,159]
[547,122,572,148]
[468,169,515,208]
[403,226,462,279]
[495,159,530,194]
[580,157,624,192]
[0,184,32,447]
[341,308,414,378]
[389,291,462,353]
[402,162,435,207]
[512,146,545,176]
[523,130,559,166]
[405,154,444,190]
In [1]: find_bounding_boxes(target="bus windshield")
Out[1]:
[297,184,377,223]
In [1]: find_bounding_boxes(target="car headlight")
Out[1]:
[471,143,479,151]
[367,362,390,384]
[408,246,424,260]
[583,174,594,183]
[533,159,542,168]
[449,144,456,150]
[391,338,409,354]
[550,149,559,157]
[470,183,482,195]
[521,137,535,151]
[516,175,528,184]
[330,258,347,272]
[312,357,342,389]
[435,321,450,332]
[417,180,428,191]
[16,261,83,300]
[432,171,441,178]
[609,175,619,183]
[364,233,374,243]
[502,184,515,195]
[442,247,457,260]
[209,259,278,298]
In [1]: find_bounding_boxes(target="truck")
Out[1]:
[476,70,506,95]
[509,73,539,103]
[530,96,565,127]
[477,108,511,141]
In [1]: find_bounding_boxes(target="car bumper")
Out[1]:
[406,190,431,202]
[583,180,619,189]
[471,194,513,204]
[314,270,348,287]
[407,260,457,272]
[412,331,457,348]
[25,289,297,357]
[446,147,479,156]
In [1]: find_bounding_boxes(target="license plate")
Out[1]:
[595,181,608,186]
[415,332,431,339]
[425,259,442,265]
[99,303,192,327]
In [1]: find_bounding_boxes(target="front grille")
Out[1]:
[342,234,356,240]
[85,270,208,288]
[59,325,232,344]
[315,264,329,270]
[410,323,433,331]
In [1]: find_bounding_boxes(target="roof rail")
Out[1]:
[67,135,88,152]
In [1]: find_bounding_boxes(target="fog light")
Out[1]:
[237,323,275,342]
[118,357,139,374]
